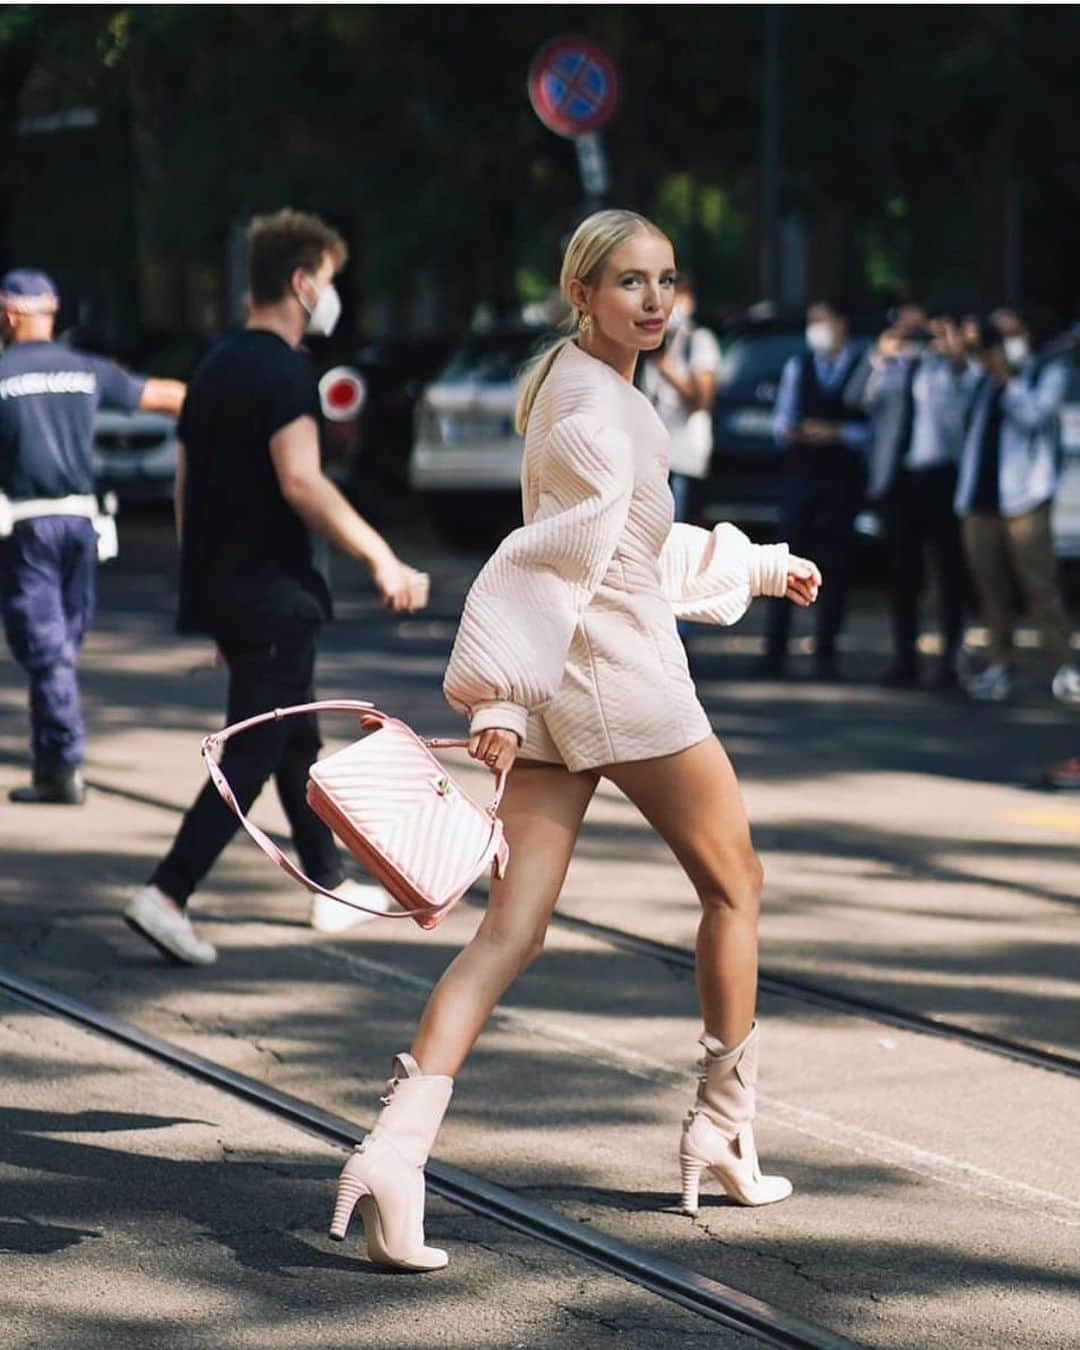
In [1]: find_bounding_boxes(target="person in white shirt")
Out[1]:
[639,273,722,527]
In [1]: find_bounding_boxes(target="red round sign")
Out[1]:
[528,35,620,139]
[318,366,366,423]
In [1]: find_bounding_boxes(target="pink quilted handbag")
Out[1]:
[201,700,509,929]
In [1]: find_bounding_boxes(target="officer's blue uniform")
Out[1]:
[0,272,145,779]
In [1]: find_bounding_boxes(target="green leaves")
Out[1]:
[6,7,1080,320]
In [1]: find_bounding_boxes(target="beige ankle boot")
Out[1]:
[678,1022,792,1215]
[330,1053,453,1270]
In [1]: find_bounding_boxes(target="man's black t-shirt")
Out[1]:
[177,329,331,638]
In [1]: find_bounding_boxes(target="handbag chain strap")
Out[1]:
[200,700,507,918]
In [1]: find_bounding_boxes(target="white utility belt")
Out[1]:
[0,492,119,562]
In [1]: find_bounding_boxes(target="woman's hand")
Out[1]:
[786,555,821,608]
[468,727,519,776]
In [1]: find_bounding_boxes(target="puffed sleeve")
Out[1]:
[659,522,790,625]
[443,414,635,741]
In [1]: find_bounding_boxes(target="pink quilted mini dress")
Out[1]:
[443,341,791,772]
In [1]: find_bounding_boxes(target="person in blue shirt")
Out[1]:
[0,269,185,803]
[760,297,868,679]
[956,312,1079,705]
[850,306,979,688]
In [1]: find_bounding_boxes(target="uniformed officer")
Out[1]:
[0,269,185,803]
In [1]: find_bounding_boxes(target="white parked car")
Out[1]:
[409,327,549,548]
[410,325,1080,564]
[91,408,179,502]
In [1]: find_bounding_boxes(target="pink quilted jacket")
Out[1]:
[443,341,790,771]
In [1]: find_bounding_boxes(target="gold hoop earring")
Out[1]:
[579,313,591,332]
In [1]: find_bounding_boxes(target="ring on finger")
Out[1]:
[485,752,499,765]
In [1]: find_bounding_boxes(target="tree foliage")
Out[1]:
[4,4,1080,324]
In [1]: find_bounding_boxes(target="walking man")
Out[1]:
[761,298,869,679]
[125,209,427,966]
[0,269,185,804]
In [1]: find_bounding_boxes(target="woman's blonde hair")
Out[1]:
[514,208,670,435]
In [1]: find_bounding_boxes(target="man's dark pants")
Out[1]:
[765,469,863,669]
[0,516,96,772]
[152,622,344,907]
[880,464,966,675]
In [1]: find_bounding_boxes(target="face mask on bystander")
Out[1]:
[1003,335,1031,369]
[806,320,834,354]
[298,279,342,337]
[667,299,691,333]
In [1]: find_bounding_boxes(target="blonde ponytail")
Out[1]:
[515,335,574,435]
[514,208,670,435]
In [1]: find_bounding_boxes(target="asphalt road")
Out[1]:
[1,510,1078,1350]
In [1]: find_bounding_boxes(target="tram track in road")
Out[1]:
[541,906,1080,1080]
[75,771,1080,1080]
[0,966,863,1350]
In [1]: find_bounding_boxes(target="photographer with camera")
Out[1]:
[956,312,1078,705]
[851,303,978,689]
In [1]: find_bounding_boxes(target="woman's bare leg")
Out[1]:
[410,761,598,1076]
[602,736,762,1047]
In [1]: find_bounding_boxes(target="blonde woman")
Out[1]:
[330,210,822,1271]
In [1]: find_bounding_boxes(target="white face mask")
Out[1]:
[806,320,834,354]
[1003,335,1030,369]
[667,300,691,332]
[299,279,342,337]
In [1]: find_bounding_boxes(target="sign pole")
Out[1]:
[573,130,610,213]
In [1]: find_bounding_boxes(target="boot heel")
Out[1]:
[329,1054,453,1269]
[329,1169,369,1240]
[679,1154,707,1215]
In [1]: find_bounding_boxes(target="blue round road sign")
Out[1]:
[528,35,620,139]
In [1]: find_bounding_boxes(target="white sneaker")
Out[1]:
[308,879,398,934]
[965,662,1013,702]
[1050,664,1080,706]
[123,884,217,966]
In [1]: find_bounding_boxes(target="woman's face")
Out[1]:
[573,233,677,354]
